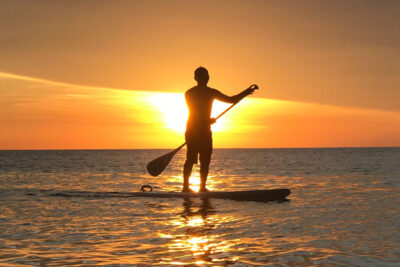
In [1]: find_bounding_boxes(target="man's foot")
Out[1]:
[199,187,210,192]
[182,187,195,193]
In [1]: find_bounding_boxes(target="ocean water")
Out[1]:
[0,148,399,266]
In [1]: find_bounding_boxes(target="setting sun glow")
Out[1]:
[1,72,400,149]
[149,93,233,134]
[149,93,187,133]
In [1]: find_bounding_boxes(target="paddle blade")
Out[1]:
[146,143,185,176]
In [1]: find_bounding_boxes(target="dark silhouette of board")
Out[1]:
[24,188,290,203]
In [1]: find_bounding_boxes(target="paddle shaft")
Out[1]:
[215,99,240,120]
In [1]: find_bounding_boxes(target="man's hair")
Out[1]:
[194,67,209,83]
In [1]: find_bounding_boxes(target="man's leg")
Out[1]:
[183,136,198,192]
[199,159,210,192]
[183,159,194,192]
[199,135,212,192]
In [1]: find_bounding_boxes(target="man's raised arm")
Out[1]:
[212,84,258,104]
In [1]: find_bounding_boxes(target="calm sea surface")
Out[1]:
[0,148,399,266]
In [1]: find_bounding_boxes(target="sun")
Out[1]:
[148,93,188,133]
[148,92,231,133]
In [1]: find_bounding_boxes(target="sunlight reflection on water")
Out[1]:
[163,198,237,265]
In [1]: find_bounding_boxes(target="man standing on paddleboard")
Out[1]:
[183,67,257,192]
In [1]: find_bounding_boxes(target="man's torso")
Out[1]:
[185,86,216,134]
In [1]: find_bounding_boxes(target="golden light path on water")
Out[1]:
[156,173,241,264]
[158,198,239,265]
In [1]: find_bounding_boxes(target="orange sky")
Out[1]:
[0,1,399,149]
[1,72,399,149]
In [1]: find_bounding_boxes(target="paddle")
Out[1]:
[146,84,258,176]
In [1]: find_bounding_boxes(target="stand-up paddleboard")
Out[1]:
[133,187,291,202]
[25,187,290,203]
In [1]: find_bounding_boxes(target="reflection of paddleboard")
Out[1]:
[133,188,291,202]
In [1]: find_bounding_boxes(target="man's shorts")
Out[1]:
[185,130,212,165]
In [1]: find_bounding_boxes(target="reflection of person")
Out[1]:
[183,67,257,192]
[181,198,215,237]
[181,198,215,220]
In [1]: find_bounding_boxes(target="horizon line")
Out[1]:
[1,146,399,151]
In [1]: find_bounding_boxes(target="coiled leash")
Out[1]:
[140,185,153,192]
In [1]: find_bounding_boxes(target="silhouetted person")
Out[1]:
[183,67,257,192]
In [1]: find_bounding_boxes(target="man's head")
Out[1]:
[194,67,209,85]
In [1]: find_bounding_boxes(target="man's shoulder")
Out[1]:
[207,87,222,96]
[185,86,197,95]
[208,87,219,93]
